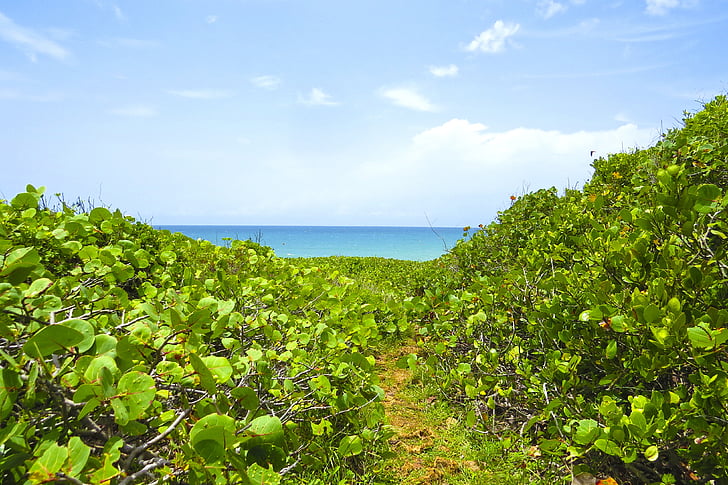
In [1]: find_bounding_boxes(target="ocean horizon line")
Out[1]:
[156,224,465,229]
[155,225,466,261]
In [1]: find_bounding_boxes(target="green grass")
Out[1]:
[368,339,565,485]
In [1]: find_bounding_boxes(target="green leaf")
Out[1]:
[189,352,217,394]
[644,445,659,462]
[23,325,84,358]
[643,304,661,324]
[310,375,331,394]
[246,462,281,485]
[66,436,91,478]
[605,340,617,359]
[117,371,156,420]
[231,386,260,411]
[84,355,119,381]
[628,411,647,437]
[190,414,236,463]
[99,366,116,399]
[110,398,129,426]
[24,278,53,298]
[694,184,721,213]
[89,207,113,224]
[1,247,41,284]
[61,319,95,353]
[688,324,714,349]
[28,443,66,481]
[338,435,363,457]
[243,415,284,448]
[573,419,600,445]
[202,356,233,384]
[0,369,21,421]
[10,192,39,210]
[594,438,622,456]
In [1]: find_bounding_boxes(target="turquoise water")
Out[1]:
[156,225,466,261]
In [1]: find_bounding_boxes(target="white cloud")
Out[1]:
[0,11,70,61]
[206,15,218,24]
[465,20,520,54]
[109,104,158,117]
[167,89,233,99]
[298,88,339,106]
[250,75,282,90]
[645,0,685,15]
[354,119,656,212]
[429,64,459,77]
[537,0,568,19]
[380,87,437,112]
[112,5,125,21]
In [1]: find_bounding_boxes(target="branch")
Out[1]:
[122,409,191,471]
[118,458,169,485]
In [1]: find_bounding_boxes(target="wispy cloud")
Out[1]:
[0,11,70,61]
[429,64,459,77]
[167,89,233,99]
[99,37,159,48]
[298,88,339,106]
[518,62,671,79]
[645,0,686,16]
[537,0,567,19]
[380,87,437,112]
[112,5,125,21]
[521,18,600,39]
[206,15,218,24]
[250,75,282,90]
[109,104,158,117]
[465,20,520,54]
[611,16,722,42]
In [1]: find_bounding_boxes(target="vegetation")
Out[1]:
[0,190,403,484]
[416,95,728,483]
[1,95,726,484]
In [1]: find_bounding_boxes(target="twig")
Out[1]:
[118,458,169,485]
[123,408,191,470]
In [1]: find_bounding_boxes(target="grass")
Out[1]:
[370,339,564,485]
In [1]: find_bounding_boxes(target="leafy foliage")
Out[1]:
[412,95,728,482]
[291,256,452,300]
[0,187,402,483]
[3,95,727,484]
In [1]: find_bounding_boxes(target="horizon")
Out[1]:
[155,223,465,229]
[1,1,727,227]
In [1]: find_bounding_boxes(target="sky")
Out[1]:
[0,0,726,227]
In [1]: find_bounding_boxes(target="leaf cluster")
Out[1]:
[0,187,403,484]
[412,95,728,483]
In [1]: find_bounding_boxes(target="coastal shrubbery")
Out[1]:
[0,188,403,484]
[413,95,728,482]
[2,95,726,484]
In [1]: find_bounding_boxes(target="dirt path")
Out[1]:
[376,341,482,484]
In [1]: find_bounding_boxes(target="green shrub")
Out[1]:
[0,186,398,483]
[414,96,728,482]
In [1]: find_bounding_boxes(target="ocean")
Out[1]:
[156,225,466,261]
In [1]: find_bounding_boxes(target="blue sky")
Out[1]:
[1,0,726,226]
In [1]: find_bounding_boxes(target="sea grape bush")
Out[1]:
[0,187,400,484]
[414,96,728,482]
[3,95,726,485]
